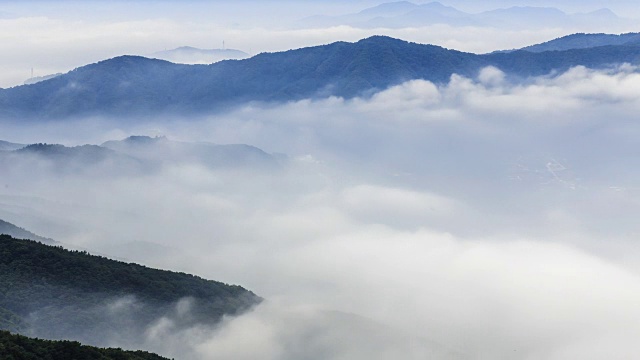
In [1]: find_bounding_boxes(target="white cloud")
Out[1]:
[3,65,640,359]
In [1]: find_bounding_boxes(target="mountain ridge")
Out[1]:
[0,218,56,244]
[0,140,25,151]
[150,46,249,64]
[0,136,281,177]
[0,330,170,360]
[295,1,627,29]
[2,35,640,119]
[0,234,260,348]
[517,32,640,53]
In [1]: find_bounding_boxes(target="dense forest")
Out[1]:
[0,234,260,347]
[0,330,171,360]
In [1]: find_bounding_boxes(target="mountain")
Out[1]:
[297,1,474,29]
[516,32,640,53]
[102,135,281,170]
[2,35,640,119]
[358,1,419,17]
[0,140,24,151]
[0,137,281,181]
[0,234,260,348]
[0,56,189,118]
[0,331,169,360]
[151,46,249,64]
[295,1,626,29]
[482,43,640,76]
[24,73,63,85]
[366,2,475,28]
[0,218,56,244]
[477,6,567,28]
[1,143,154,176]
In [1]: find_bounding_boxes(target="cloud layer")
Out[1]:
[2,65,640,359]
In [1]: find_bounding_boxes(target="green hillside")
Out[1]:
[0,234,260,346]
[0,330,170,360]
[3,35,640,119]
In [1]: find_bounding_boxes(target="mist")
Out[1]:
[1,64,640,359]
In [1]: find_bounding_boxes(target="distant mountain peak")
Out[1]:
[0,140,25,151]
[123,135,168,143]
[297,1,626,30]
[516,32,640,53]
[19,143,65,152]
[586,8,617,16]
[358,34,406,43]
[0,219,56,244]
[358,1,418,16]
[24,73,62,85]
[97,136,170,151]
[420,1,456,9]
[172,46,199,51]
[150,46,249,64]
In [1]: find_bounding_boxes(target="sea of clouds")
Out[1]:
[2,65,640,359]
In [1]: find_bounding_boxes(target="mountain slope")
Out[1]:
[295,1,625,29]
[2,35,640,119]
[0,331,170,360]
[518,32,640,52]
[151,46,249,64]
[0,36,483,118]
[485,44,640,75]
[0,56,189,118]
[0,140,24,151]
[0,143,154,176]
[102,135,280,170]
[0,234,260,347]
[0,219,55,244]
[0,137,280,178]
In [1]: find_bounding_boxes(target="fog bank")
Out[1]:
[2,66,640,359]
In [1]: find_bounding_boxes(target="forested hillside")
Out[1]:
[2,35,640,119]
[0,331,171,360]
[517,32,640,52]
[0,235,260,347]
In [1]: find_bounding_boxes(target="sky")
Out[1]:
[2,1,640,360]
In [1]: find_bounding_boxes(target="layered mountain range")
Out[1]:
[1,34,640,120]
[0,135,281,177]
[296,1,627,29]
